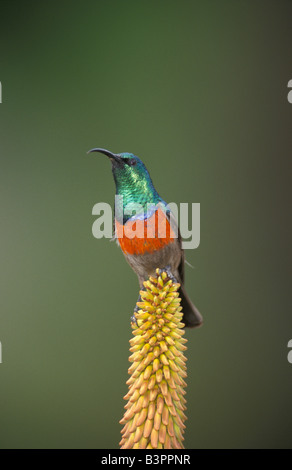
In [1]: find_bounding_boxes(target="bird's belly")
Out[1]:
[124,241,182,285]
[115,208,181,283]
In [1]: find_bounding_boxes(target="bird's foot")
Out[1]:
[130,313,138,326]
[131,293,142,326]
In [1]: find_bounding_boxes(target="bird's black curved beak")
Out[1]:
[87,147,123,164]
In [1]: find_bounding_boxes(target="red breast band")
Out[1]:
[115,208,176,255]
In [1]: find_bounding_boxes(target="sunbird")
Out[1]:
[88,148,202,328]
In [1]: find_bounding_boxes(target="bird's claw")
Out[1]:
[130,293,142,326]
[130,313,138,326]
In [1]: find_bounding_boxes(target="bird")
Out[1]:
[88,148,203,328]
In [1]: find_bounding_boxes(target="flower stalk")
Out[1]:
[120,268,188,449]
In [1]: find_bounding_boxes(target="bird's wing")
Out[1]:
[164,204,184,285]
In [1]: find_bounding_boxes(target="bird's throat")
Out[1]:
[114,179,162,224]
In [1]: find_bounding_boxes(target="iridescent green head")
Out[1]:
[88,148,162,210]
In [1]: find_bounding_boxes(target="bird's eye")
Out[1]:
[125,158,137,166]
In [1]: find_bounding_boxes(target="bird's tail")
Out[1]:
[180,284,203,328]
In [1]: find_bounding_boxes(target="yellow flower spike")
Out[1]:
[141,343,151,356]
[125,388,139,402]
[147,402,156,420]
[134,425,144,443]
[153,296,160,306]
[162,326,171,335]
[153,358,160,372]
[157,276,164,288]
[160,353,169,366]
[136,408,148,427]
[159,423,167,444]
[120,270,188,449]
[161,271,167,280]
[156,369,163,383]
[164,433,171,449]
[143,418,153,438]
[142,391,150,409]
[149,387,158,402]
[162,404,169,425]
[133,395,144,413]
[130,343,144,353]
[163,365,171,380]
[159,291,167,301]
[147,374,156,390]
[156,394,164,413]
[152,346,160,357]
[169,405,178,417]
[128,414,139,433]
[159,340,168,353]
[139,380,149,396]
[148,336,157,347]
[169,330,184,341]
[160,379,169,397]
[151,427,159,448]
[143,365,153,380]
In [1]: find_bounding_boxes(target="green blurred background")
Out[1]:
[0,0,291,449]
